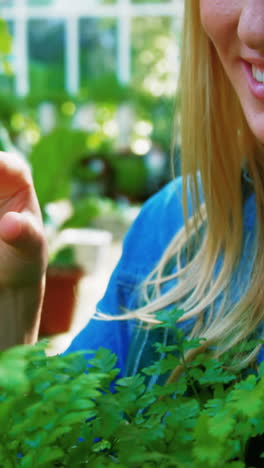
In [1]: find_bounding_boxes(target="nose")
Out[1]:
[238,0,264,52]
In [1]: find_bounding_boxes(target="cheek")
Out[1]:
[199,0,239,46]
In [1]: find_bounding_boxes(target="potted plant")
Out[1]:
[39,246,84,336]
[28,128,90,336]
[39,223,112,336]
[29,128,114,336]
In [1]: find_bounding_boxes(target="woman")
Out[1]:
[65,0,264,377]
[4,1,264,375]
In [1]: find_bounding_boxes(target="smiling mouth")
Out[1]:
[242,60,264,101]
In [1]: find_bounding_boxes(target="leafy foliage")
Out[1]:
[29,128,88,210]
[0,310,263,466]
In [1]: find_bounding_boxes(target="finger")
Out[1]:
[0,152,32,194]
[0,211,47,260]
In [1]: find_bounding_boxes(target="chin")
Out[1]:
[248,124,264,146]
[242,108,264,145]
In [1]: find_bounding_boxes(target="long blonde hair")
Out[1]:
[120,0,264,368]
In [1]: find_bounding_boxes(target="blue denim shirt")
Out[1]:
[65,176,262,375]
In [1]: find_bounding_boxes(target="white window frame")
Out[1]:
[1,0,183,96]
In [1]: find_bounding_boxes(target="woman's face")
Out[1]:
[200,0,264,143]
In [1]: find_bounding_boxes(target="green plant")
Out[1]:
[110,153,148,200]
[0,80,177,200]
[29,127,88,214]
[61,196,116,230]
[0,309,263,466]
[48,246,76,268]
[29,127,117,227]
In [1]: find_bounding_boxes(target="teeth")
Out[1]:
[252,65,264,83]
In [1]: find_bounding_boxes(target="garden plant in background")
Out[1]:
[0,80,176,202]
[0,309,263,467]
[27,127,115,336]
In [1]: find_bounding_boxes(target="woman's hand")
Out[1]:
[0,152,48,349]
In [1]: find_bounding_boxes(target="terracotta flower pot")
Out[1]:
[39,265,84,336]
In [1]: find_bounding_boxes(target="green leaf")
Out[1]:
[59,410,95,426]
[154,342,180,353]
[20,448,64,467]
[38,447,64,465]
[193,413,227,466]
[155,308,185,328]
[258,360,264,377]
[227,463,246,468]
[88,347,118,373]
[208,412,235,440]
[229,375,263,418]
[30,128,88,208]
[143,354,181,376]
[44,424,72,442]
[92,439,112,453]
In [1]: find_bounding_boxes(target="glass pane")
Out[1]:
[79,18,117,91]
[133,0,170,3]
[131,16,180,96]
[27,0,116,5]
[0,0,15,6]
[28,19,65,95]
[0,20,14,93]
[27,0,54,5]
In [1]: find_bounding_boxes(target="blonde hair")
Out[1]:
[103,1,264,369]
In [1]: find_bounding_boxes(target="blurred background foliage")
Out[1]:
[0,0,182,232]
